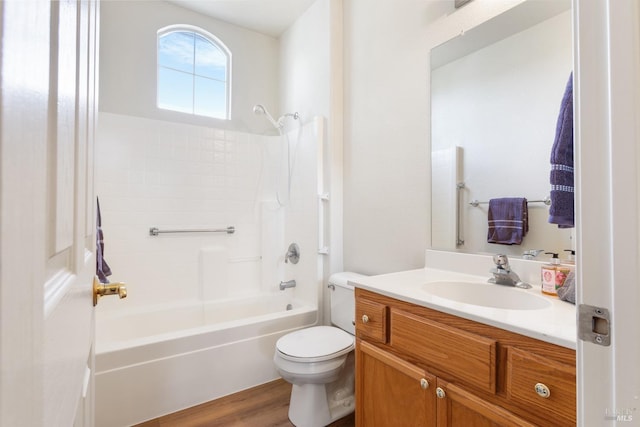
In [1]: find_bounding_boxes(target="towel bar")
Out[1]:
[469,196,551,207]
[149,226,235,236]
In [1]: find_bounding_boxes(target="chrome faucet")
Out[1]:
[279,279,297,290]
[489,254,531,288]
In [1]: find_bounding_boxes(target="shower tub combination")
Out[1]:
[94,112,326,426]
[95,293,317,427]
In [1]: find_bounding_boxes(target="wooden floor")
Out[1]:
[136,379,355,427]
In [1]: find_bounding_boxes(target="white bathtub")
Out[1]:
[95,293,317,427]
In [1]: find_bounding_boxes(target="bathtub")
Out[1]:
[94,293,317,427]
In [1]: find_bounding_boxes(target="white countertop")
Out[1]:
[350,267,577,350]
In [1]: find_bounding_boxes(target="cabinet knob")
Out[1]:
[436,387,446,399]
[362,314,369,323]
[534,383,551,398]
[420,378,429,390]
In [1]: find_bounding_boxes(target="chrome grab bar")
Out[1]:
[456,182,465,247]
[149,226,235,236]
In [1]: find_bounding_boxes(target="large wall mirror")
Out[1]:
[430,0,573,259]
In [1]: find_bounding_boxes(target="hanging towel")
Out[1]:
[96,197,112,283]
[549,72,574,228]
[487,198,528,245]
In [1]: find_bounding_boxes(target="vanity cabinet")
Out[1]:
[357,340,436,426]
[355,289,576,427]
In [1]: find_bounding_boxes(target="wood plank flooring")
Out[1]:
[135,379,355,427]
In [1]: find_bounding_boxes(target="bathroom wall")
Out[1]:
[280,0,331,122]
[279,0,336,320]
[97,0,332,311]
[96,113,266,309]
[99,0,278,133]
[96,113,322,311]
[342,0,449,275]
[342,0,533,275]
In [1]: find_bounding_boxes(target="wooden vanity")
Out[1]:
[355,288,576,426]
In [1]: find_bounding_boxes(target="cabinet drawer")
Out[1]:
[390,309,497,393]
[506,347,576,425]
[355,298,387,343]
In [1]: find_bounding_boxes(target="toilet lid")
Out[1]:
[276,326,354,360]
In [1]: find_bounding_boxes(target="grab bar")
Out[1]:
[469,196,551,207]
[456,182,465,247]
[149,226,235,236]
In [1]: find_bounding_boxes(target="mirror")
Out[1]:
[430,0,573,259]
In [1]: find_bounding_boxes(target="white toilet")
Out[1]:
[273,272,365,427]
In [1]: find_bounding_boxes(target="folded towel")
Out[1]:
[96,197,112,283]
[549,72,574,228]
[487,197,528,245]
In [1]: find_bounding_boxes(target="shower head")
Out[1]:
[253,104,300,130]
[252,104,266,115]
[253,104,280,129]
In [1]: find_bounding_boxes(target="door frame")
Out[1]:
[574,0,640,424]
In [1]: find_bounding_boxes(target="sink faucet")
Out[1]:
[279,279,296,290]
[489,254,531,288]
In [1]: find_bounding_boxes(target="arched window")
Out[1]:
[157,26,231,119]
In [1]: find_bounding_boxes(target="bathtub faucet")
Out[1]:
[279,280,297,290]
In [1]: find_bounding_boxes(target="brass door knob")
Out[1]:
[93,276,127,306]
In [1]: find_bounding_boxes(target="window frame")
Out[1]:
[156,24,232,120]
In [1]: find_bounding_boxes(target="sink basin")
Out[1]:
[422,281,552,310]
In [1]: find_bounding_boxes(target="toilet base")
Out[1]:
[289,383,331,427]
[288,383,355,427]
[287,353,355,427]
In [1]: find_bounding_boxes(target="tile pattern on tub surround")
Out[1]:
[96,113,271,310]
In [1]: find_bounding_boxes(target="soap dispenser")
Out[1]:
[541,252,561,296]
[562,249,576,272]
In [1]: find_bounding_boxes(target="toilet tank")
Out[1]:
[329,272,367,335]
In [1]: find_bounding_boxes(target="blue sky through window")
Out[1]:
[158,29,229,119]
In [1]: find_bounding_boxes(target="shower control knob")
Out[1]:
[361,314,369,324]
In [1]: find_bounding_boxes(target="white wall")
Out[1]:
[280,0,331,122]
[279,0,336,323]
[96,112,323,311]
[343,0,452,274]
[96,113,266,310]
[96,0,331,312]
[99,0,279,133]
[342,0,550,275]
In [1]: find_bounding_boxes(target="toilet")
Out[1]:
[273,272,365,427]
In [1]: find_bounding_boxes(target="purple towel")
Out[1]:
[549,72,574,228]
[96,197,112,283]
[487,198,528,245]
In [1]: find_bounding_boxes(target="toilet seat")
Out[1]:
[276,326,354,363]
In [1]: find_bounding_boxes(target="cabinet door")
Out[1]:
[356,340,436,427]
[436,379,535,427]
